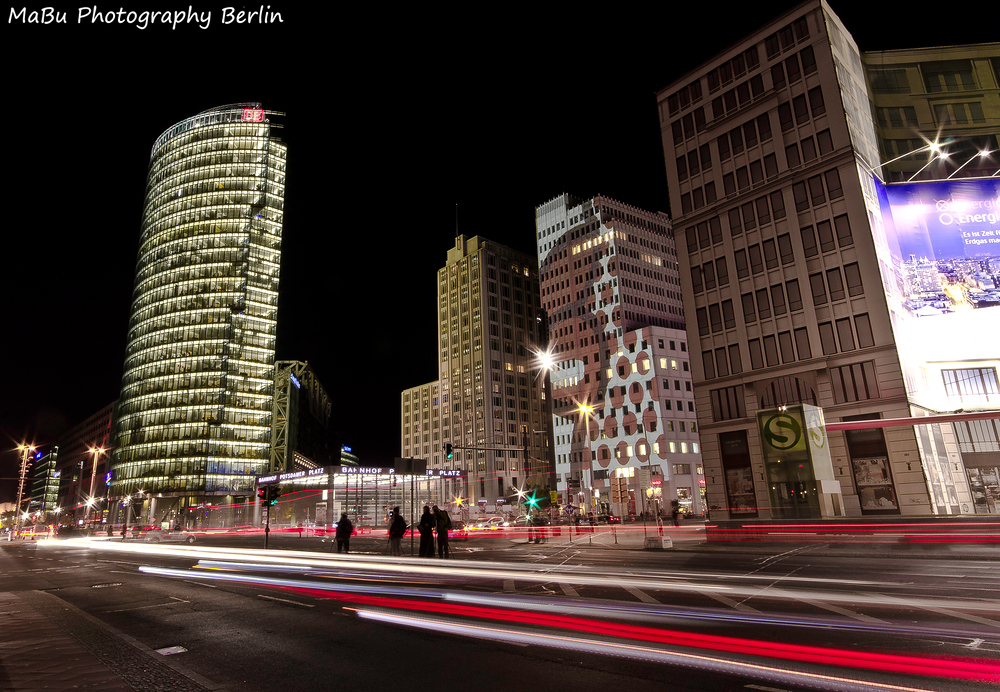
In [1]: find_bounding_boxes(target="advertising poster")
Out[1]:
[873,177,1000,410]
[851,456,898,511]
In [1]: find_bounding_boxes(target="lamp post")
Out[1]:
[575,402,596,516]
[87,447,105,526]
[14,444,37,539]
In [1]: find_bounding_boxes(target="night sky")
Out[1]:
[2,2,994,502]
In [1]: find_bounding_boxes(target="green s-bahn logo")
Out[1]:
[762,414,802,450]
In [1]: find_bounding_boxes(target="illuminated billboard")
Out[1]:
[871,176,1000,412]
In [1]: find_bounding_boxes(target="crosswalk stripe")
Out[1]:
[623,586,659,604]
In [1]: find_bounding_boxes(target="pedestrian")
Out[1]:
[418,505,435,557]
[388,506,406,556]
[433,505,451,558]
[671,500,681,527]
[335,513,353,553]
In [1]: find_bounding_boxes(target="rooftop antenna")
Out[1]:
[455,203,459,240]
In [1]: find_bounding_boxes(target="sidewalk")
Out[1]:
[0,590,222,692]
[511,523,1000,560]
[0,590,133,691]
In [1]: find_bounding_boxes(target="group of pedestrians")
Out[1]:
[417,505,452,558]
[331,505,453,558]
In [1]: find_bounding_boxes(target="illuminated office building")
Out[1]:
[112,103,287,522]
[536,193,705,517]
[402,236,552,512]
[656,1,999,519]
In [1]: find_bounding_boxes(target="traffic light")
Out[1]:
[445,443,454,460]
[267,486,281,506]
[257,486,267,501]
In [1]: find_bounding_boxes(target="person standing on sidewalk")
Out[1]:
[433,505,451,558]
[418,506,436,557]
[388,507,406,556]
[335,513,353,553]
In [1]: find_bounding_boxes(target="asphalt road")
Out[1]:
[2,534,997,692]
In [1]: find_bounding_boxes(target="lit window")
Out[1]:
[626,446,633,457]
[671,360,678,370]
[669,442,677,453]
[660,357,667,368]
[638,444,647,455]
[653,442,660,453]
[681,442,689,453]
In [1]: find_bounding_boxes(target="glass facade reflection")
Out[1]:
[113,103,286,501]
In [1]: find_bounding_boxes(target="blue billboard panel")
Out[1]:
[877,178,1000,315]
[871,176,1000,413]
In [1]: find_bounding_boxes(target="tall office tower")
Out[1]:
[657,1,999,521]
[434,235,551,509]
[54,401,116,526]
[536,193,705,517]
[28,447,59,522]
[113,104,287,525]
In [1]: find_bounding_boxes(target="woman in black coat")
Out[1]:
[417,506,436,557]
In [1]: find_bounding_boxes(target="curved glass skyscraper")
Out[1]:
[113,103,286,516]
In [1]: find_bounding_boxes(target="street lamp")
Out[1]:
[13,443,37,539]
[87,447,106,526]
[574,402,597,516]
[947,149,993,179]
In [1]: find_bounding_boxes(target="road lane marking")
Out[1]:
[623,586,659,604]
[699,590,759,612]
[560,583,580,597]
[102,598,190,613]
[183,579,218,588]
[870,591,1000,628]
[796,598,887,624]
[257,594,314,607]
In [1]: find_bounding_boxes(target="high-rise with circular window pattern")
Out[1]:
[112,103,286,521]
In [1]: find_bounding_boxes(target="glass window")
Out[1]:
[818,321,837,355]
[734,249,749,278]
[827,268,845,301]
[778,331,796,363]
[794,327,812,359]
[855,313,874,348]
[817,220,836,252]
[777,233,794,264]
[825,168,843,199]
[810,273,828,305]
[763,239,779,269]
[728,344,743,374]
[757,113,772,141]
[763,335,779,366]
[808,86,826,116]
[755,288,771,319]
[716,256,730,286]
[800,225,818,257]
[770,284,787,315]
[786,279,803,311]
[722,299,735,329]
[741,293,756,323]
[748,339,764,369]
[808,175,826,205]
[844,263,863,296]
[748,244,763,274]
[770,190,786,219]
[836,318,855,351]
[834,214,853,247]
